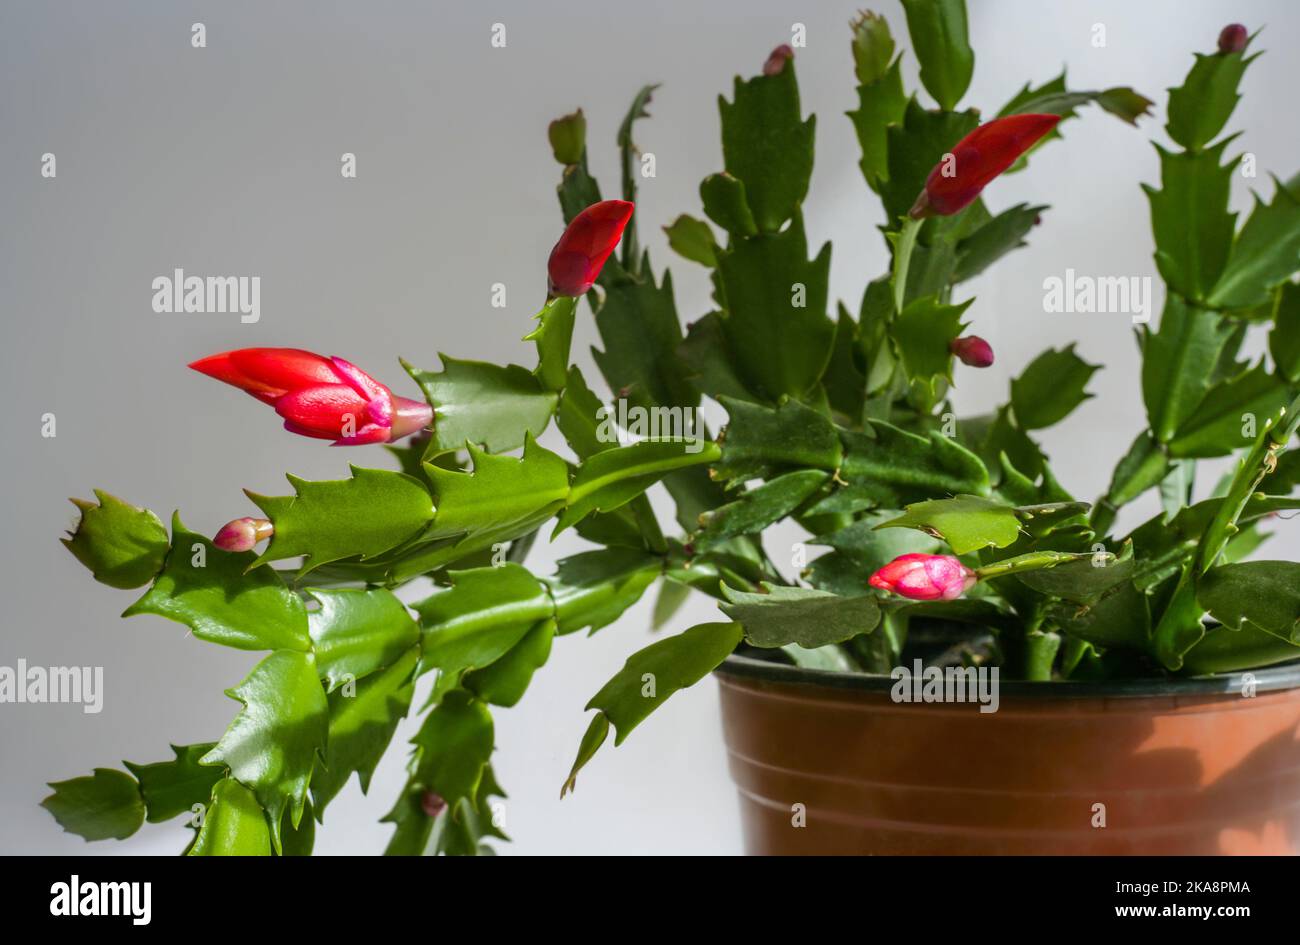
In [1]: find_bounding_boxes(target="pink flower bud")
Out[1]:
[950,335,994,368]
[1218,24,1248,54]
[869,554,977,601]
[421,791,446,818]
[547,200,634,297]
[763,44,794,76]
[190,348,433,446]
[213,517,274,553]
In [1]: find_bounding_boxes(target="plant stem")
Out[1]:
[973,550,1101,581]
[628,495,667,553]
[1022,630,1061,681]
[1088,500,1117,537]
[891,216,922,314]
[1195,392,1300,574]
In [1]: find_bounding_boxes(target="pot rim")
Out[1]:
[716,653,1300,698]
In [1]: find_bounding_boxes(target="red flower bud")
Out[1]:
[763,44,794,76]
[869,554,977,601]
[421,791,446,818]
[190,348,432,445]
[547,200,635,297]
[1218,23,1248,54]
[950,335,994,368]
[213,517,274,552]
[909,114,1061,218]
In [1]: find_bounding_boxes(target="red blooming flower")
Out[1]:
[909,114,1061,218]
[950,335,995,368]
[547,199,635,297]
[189,347,432,445]
[869,553,977,601]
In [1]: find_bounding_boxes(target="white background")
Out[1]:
[2,0,1298,855]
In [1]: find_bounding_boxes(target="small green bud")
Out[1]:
[548,109,587,165]
[851,10,895,86]
[662,214,719,267]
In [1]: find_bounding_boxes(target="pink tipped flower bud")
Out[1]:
[869,554,977,601]
[421,791,446,818]
[763,44,794,76]
[213,517,274,553]
[1218,24,1248,54]
[189,348,433,446]
[547,200,635,297]
[950,335,995,368]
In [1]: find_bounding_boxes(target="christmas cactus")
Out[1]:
[44,3,1300,855]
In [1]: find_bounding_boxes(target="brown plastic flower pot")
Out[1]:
[715,655,1300,855]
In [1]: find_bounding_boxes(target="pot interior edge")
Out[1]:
[715,653,1300,699]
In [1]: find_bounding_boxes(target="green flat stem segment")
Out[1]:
[628,495,668,554]
[892,215,922,314]
[973,550,1101,581]
[1022,631,1062,681]
[1089,501,1117,537]
[565,440,721,508]
[1196,393,1300,574]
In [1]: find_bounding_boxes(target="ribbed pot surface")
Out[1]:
[716,658,1300,855]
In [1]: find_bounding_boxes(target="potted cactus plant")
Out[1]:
[44,4,1300,856]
